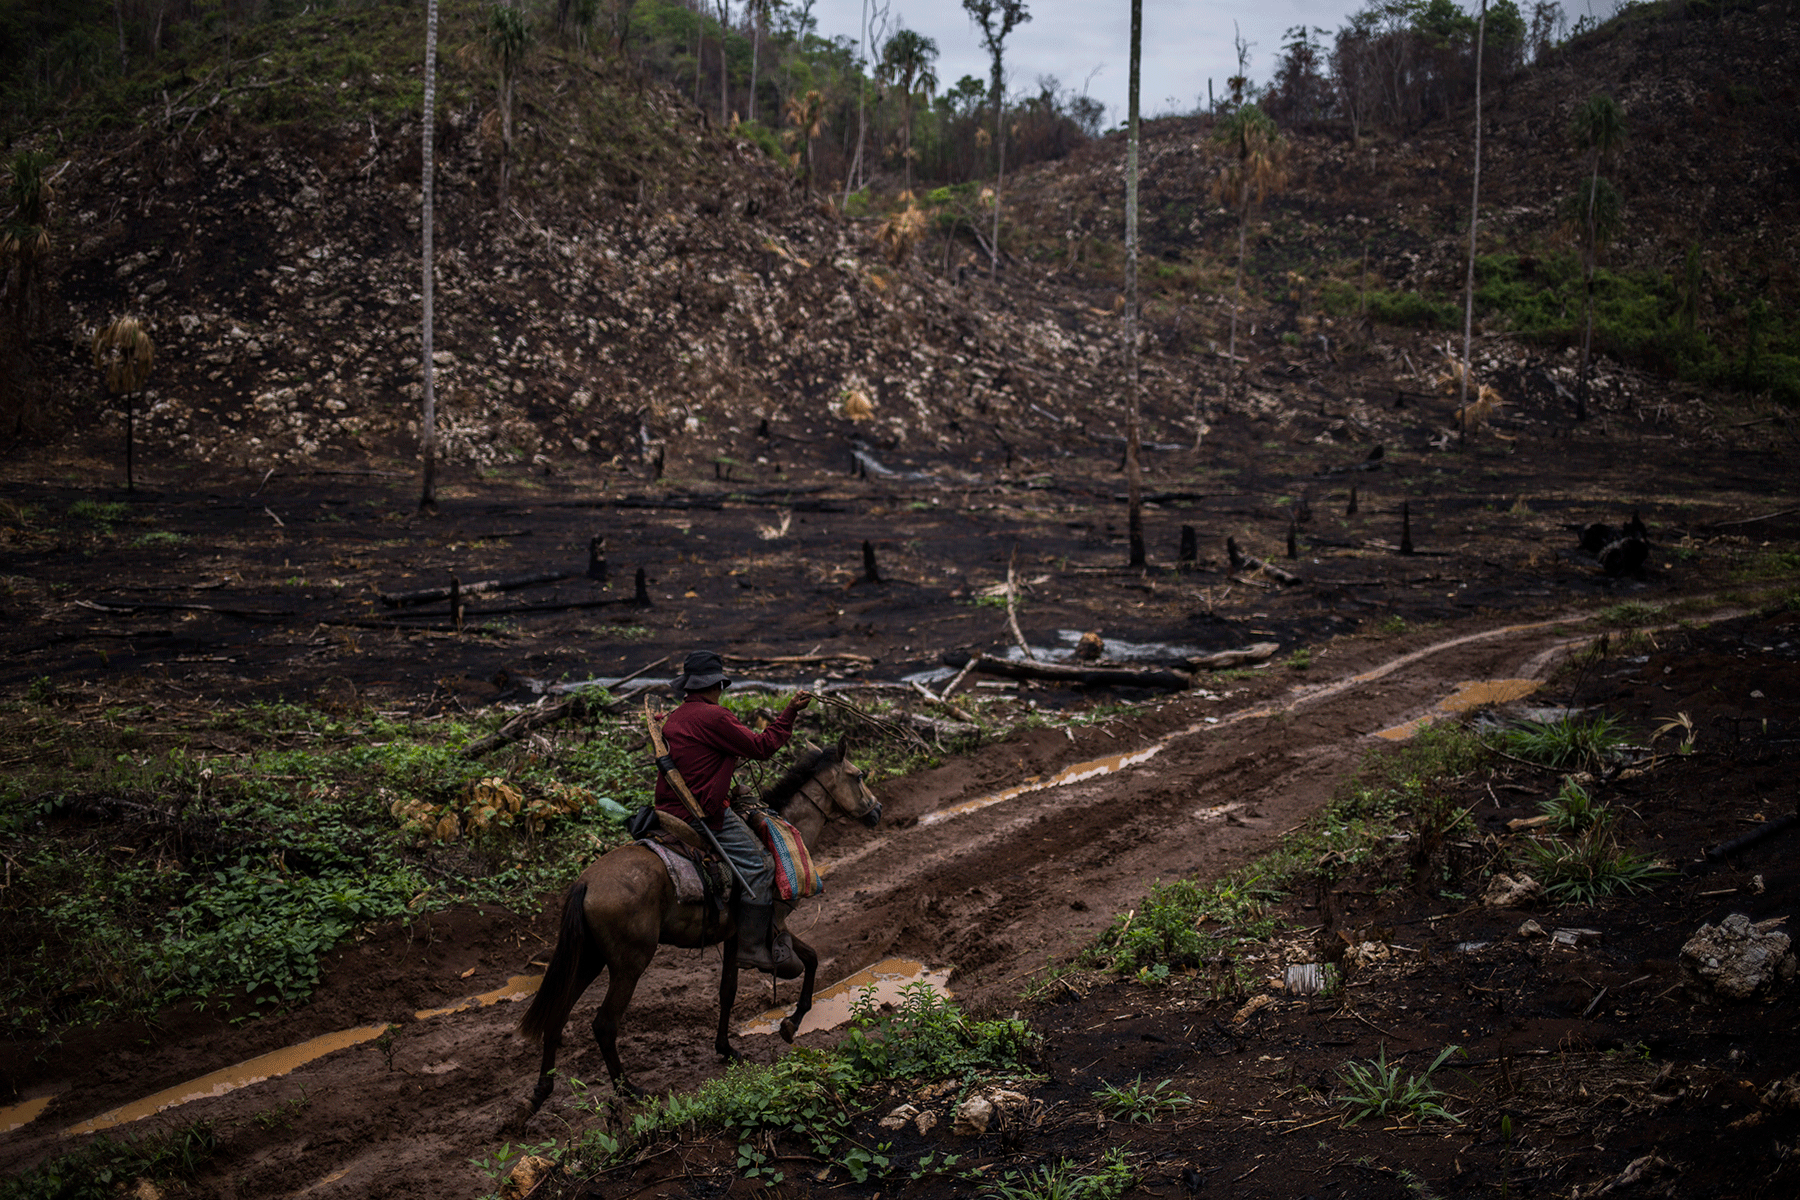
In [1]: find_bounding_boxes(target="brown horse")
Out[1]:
[519,743,882,1104]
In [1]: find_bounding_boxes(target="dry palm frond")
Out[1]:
[1455,384,1503,428]
[92,317,155,394]
[874,204,928,265]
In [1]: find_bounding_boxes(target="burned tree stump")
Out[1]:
[1400,502,1415,556]
[1179,524,1198,567]
[633,567,651,607]
[588,536,608,583]
[862,540,881,584]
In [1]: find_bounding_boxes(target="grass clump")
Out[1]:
[1519,829,1674,904]
[1335,1044,1464,1125]
[1094,1076,1193,1123]
[1494,714,1623,772]
[984,1148,1139,1200]
[1538,777,1606,835]
[600,982,1036,1182]
[1597,600,1662,628]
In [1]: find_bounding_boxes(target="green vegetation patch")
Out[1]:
[0,699,648,1037]
[1092,723,1490,979]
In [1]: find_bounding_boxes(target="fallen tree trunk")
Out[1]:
[462,695,592,759]
[1226,538,1302,585]
[941,650,1193,691]
[379,570,576,608]
[1188,642,1280,670]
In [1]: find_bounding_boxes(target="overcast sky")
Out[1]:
[801,0,1369,125]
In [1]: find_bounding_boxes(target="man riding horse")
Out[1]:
[655,649,813,977]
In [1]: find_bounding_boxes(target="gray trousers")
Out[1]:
[713,808,774,906]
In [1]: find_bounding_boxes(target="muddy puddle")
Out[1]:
[1373,678,1542,740]
[741,958,951,1039]
[0,1096,54,1135]
[13,976,546,1140]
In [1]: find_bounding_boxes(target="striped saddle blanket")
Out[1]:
[743,808,824,901]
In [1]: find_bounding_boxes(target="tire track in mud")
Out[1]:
[0,609,1676,1187]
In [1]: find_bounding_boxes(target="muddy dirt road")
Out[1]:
[0,608,1639,1197]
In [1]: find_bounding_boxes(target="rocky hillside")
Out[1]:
[5,1,1794,488]
[9,3,1179,484]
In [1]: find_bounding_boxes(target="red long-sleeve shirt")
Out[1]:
[654,695,799,829]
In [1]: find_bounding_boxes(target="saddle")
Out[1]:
[633,810,731,911]
[629,803,823,905]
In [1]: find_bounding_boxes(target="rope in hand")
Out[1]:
[811,692,929,751]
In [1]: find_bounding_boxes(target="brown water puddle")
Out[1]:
[28,976,546,1140]
[63,1025,392,1136]
[413,973,540,1020]
[0,1095,55,1134]
[740,958,951,1039]
[1373,678,1542,740]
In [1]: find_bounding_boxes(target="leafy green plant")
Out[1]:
[837,1141,893,1183]
[1286,649,1313,670]
[0,1122,217,1200]
[1094,1075,1193,1123]
[984,1148,1138,1200]
[910,1151,965,1181]
[1335,1044,1464,1125]
[838,981,1037,1082]
[1538,777,1606,835]
[1380,615,1409,635]
[1495,714,1623,771]
[1519,830,1674,904]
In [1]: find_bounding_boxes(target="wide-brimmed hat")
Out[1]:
[674,650,731,692]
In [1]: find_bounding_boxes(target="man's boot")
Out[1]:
[734,902,800,978]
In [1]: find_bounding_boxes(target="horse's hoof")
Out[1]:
[779,1018,798,1043]
[718,1045,744,1064]
[615,1079,648,1101]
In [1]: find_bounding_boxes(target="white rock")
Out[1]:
[1679,913,1795,1000]
[1517,919,1547,939]
[1482,873,1544,908]
[878,1103,919,1131]
[952,1095,993,1136]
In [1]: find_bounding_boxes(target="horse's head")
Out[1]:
[815,740,883,828]
[765,740,881,828]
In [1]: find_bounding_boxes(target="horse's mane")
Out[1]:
[761,745,838,814]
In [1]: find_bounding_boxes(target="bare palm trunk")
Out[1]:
[1230,210,1246,361]
[1125,0,1144,567]
[420,0,440,513]
[114,0,128,73]
[1458,1,1486,445]
[748,9,760,123]
[1578,157,1598,421]
[126,392,135,493]
[990,96,1004,277]
[717,0,730,125]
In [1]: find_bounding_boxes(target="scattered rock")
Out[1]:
[1073,631,1104,661]
[1678,913,1796,1000]
[879,1103,919,1131]
[1517,919,1547,938]
[952,1095,994,1136]
[914,1109,938,1135]
[1482,873,1544,908]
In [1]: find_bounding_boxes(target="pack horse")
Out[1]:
[519,743,882,1104]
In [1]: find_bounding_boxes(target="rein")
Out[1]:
[792,775,837,824]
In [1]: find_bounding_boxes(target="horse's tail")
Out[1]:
[519,880,592,1043]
